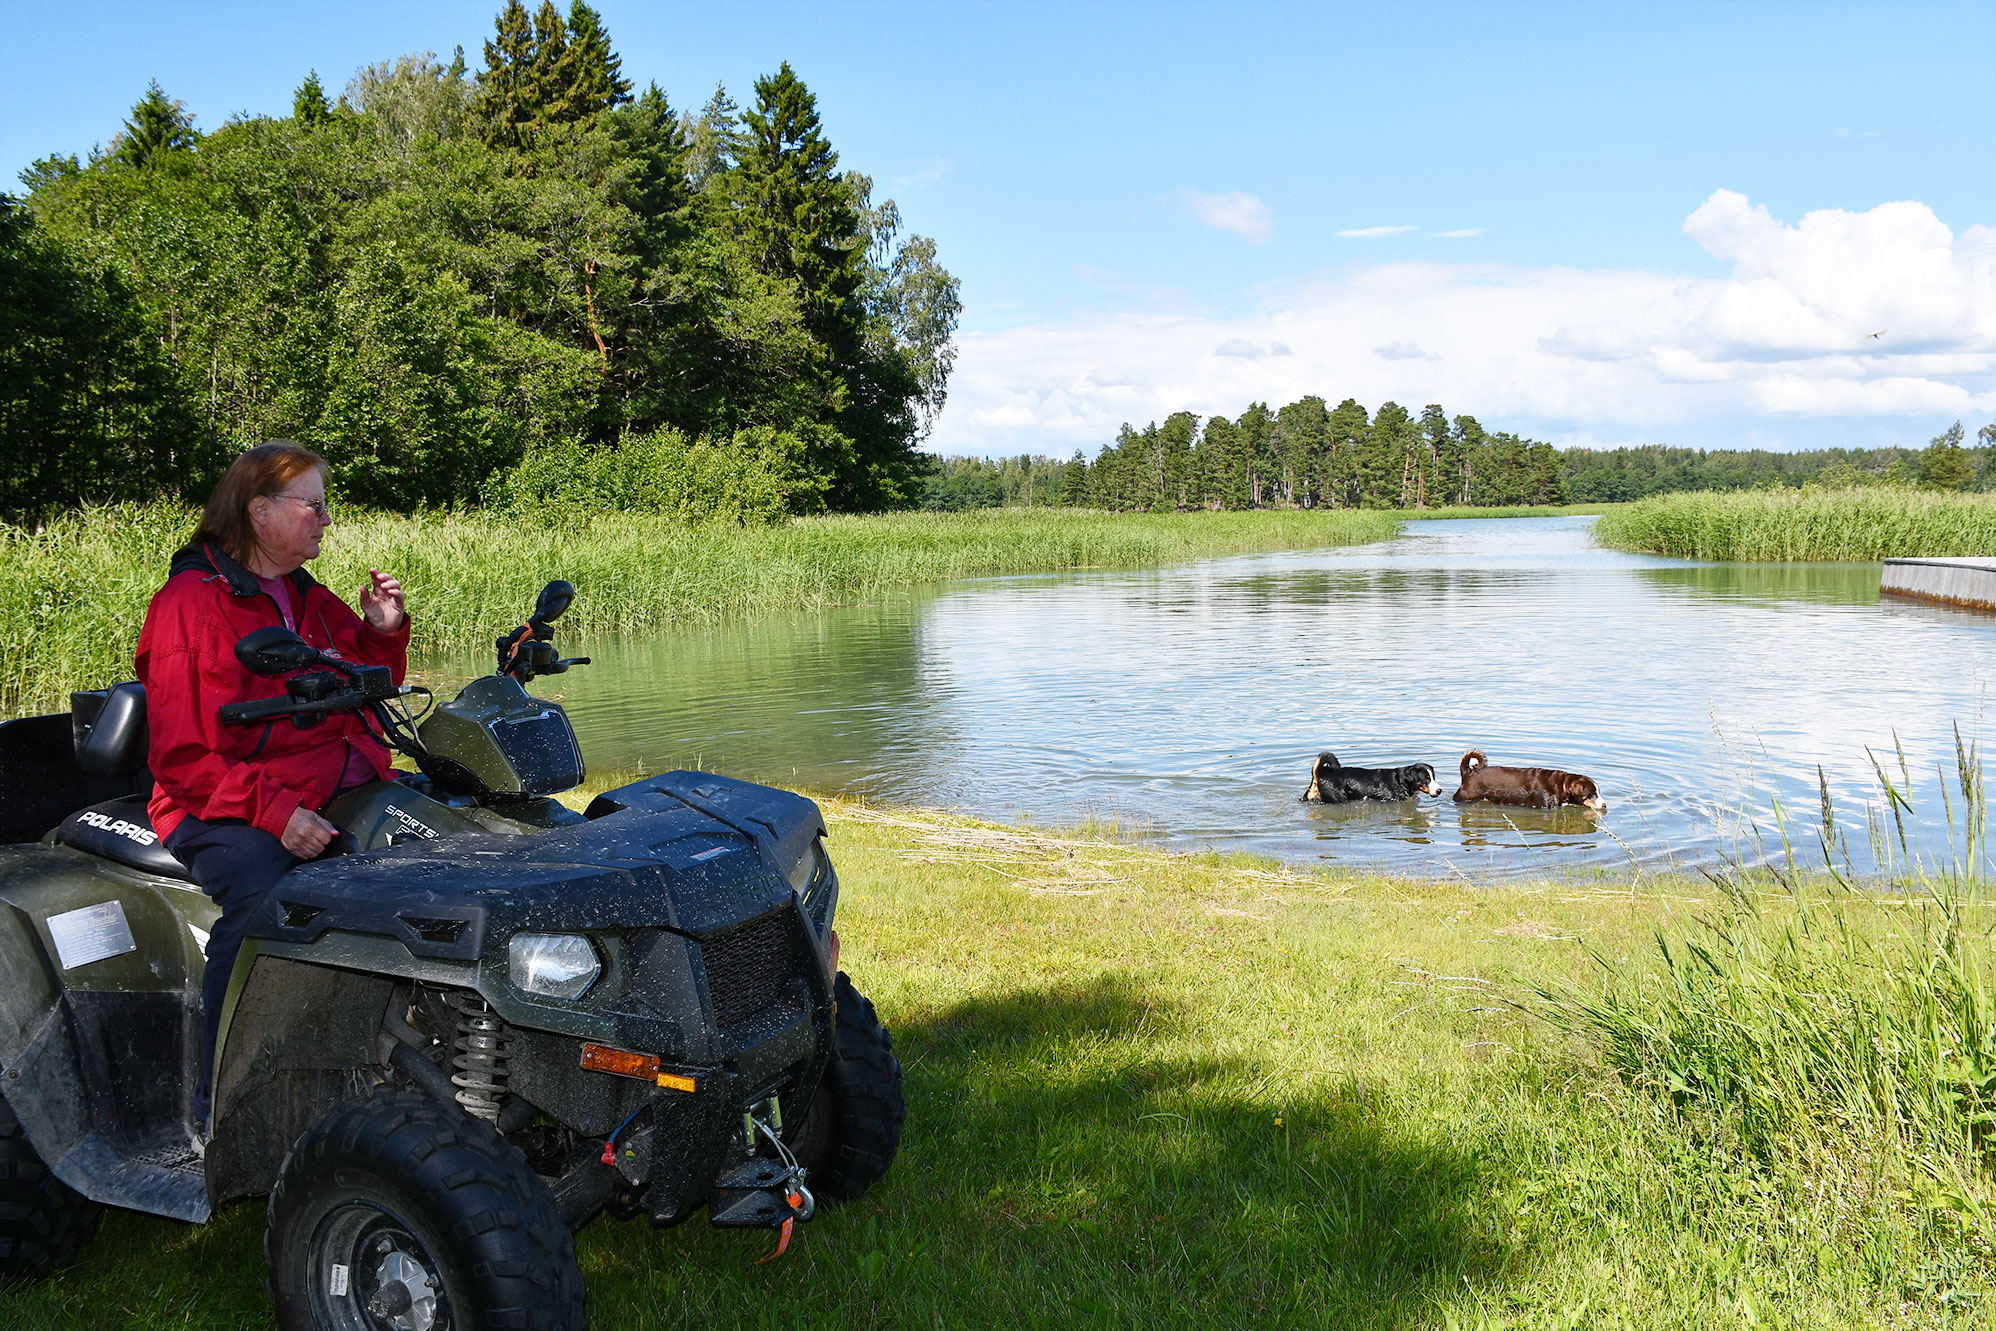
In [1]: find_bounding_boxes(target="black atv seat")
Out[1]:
[57,794,190,881]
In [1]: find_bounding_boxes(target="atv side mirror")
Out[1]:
[532,580,575,627]
[526,578,574,626]
[235,626,324,677]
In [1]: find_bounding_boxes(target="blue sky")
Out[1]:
[4,0,1993,456]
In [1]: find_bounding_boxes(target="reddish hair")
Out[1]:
[191,441,327,565]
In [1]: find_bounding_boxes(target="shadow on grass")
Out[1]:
[0,1197,269,1331]
[0,974,1522,1331]
[579,972,1520,1331]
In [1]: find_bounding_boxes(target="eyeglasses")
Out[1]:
[270,493,334,521]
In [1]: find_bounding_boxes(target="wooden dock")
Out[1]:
[1881,557,1996,612]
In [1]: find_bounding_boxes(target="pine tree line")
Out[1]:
[925,399,1565,512]
[922,419,1996,512]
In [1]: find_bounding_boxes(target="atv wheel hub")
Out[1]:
[312,1204,450,1331]
[368,1250,439,1330]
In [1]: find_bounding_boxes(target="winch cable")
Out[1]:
[750,1113,813,1264]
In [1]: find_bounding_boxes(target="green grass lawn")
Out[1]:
[5,799,1987,1330]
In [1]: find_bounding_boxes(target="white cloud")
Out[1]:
[929,191,1996,457]
[1181,190,1272,243]
[1338,225,1416,238]
[1431,229,1483,239]
[1683,190,1985,357]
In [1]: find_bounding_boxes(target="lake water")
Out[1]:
[426,516,1996,881]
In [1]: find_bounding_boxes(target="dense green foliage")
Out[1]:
[0,504,1398,715]
[1565,423,1996,502]
[0,200,213,517]
[1595,485,1996,561]
[1,3,959,522]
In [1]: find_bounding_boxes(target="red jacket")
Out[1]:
[136,541,410,843]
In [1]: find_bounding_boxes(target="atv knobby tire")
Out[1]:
[794,971,904,1202]
[266,1087,584,1331]
[0,1097,100,1283]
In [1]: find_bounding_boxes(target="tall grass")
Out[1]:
[1535,736,1996,1292]
[1595,486,1996,561]
[1,504,1398,715]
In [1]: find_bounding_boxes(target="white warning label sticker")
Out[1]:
[45,901,138,971]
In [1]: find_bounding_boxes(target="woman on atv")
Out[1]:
[135,442,409,1121]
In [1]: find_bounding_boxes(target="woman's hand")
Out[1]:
[359,567,406,634]
[282,806,339,858]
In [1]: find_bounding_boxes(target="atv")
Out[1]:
[0,580,904,1329]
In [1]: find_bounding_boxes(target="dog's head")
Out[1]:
[1563,773,1606,812]
[1409,763,1441,797]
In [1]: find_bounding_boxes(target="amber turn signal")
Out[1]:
[579,1042,698,1093]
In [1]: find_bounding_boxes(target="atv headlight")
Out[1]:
[508,933,601,1001]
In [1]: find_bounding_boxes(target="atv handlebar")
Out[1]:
[217,665,410,727]
[494,585,589,683]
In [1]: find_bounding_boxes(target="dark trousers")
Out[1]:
[165,815,298,1107]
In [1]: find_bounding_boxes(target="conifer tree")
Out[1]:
[1366,401,1412,507]
[1237,402,1275,506]
[1060,451,1089,507]
[528,1,569,117]
[681,83,744,189]
[475,0,538,146]
[293,70,331,128]
[1920,421,1974,490]
[1450,415,1485,505]
[1200,415,1245,509]
[554,2,632,120]
[609,84,689,258]
[1274,395,1328,506]
[476,1,629,144]
[730,63,861,341]
[113,81,198,168]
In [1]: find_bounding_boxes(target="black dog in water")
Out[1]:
[1301,752,1442,803]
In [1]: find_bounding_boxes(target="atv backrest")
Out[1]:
[0,685,151,845]
[73,682,148,779]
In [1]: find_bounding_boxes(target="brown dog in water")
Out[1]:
[1453,750,1606,811]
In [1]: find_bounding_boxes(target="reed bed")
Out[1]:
[1595,487,1996,561]
[1,504,1398,715]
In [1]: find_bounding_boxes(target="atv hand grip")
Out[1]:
[218,696,301,725]
[218,689,376,727]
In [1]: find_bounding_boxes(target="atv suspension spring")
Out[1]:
[445,991,512,1122]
